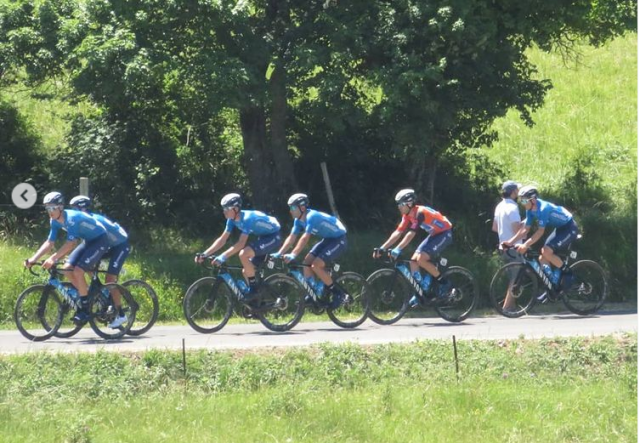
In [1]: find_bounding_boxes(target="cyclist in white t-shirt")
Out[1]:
[492,181,522,311]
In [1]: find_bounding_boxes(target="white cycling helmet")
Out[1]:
[394,189,416,205]
[287,193,309,207]
[518,185,539,199]
[43,191,64,206]
[70,195,91,210]
[221,193,242,210]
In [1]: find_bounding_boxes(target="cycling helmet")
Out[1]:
[70,195,91,210]
[43,192,64,206]
[287,193,309,207]
[518,185,539,199]
[221,193,242,210]
[394,189,416,205]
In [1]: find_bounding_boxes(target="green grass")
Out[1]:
[0,335,636,442]
[482,34,637,211]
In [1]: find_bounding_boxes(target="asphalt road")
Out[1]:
[0,310,636,355]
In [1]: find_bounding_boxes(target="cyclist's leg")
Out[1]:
[105,242,131,320]
[71,235,110,321]
[309,236,347,286]
[415,230,453,278]
[543,221,579,268]
[245,233,282,280]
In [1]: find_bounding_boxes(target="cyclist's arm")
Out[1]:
[396,230,416,250]
[202,231,231,257]
[380,230,403,249]
[27,240,56,265]
[44,240,78,268]
[220,233,249,260]
[276,233,298,255]
[290,233,312,257]
[505,224,530,245]
[523,226,545,249]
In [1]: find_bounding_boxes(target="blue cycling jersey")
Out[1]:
[225,210,280,236]
[525,198,573,229]
[47,209,107,242]
[91,213,128,247]
[291,209,347,238]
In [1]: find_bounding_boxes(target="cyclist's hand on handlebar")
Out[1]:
[270,252,282,260]
[24,258,34,269]
[212,255,227,266]
[283,253,296,264]
[390,247,402,260]
[515,244,529,255]
[194,253,206,264]
[372,248,386,259]
[42,257,56,270]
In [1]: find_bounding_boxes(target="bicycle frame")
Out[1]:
[508,248,577,297]
[375,252,450,299]
[267,259,340,304]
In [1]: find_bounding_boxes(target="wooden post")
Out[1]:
[453,335,460,382]
[79,177,90,196]
[320,162,340,219]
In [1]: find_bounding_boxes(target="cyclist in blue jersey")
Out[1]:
[25,192,110,323]
[503,185,578,287]
[273,193,348,309]
[195,193,282,299]
[70,195,131,328]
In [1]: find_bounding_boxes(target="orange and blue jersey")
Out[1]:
[397,205,452,236]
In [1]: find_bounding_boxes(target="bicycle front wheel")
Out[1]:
[327,272,369,329]
[365,269,409,325]
[89,283,136,339]
[14,284,62,342]
[489,263,538,318]
[52,283,84,338]
[257,274,305,332]
[122,279,159,336]
[183,277,234,333]
[562,260,608,315]
[435,266,479,322]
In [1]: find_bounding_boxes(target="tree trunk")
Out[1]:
[239,106,274,211]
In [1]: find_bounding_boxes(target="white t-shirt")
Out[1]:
[494,198,522,243]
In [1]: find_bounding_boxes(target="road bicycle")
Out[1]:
[15,263,136,341]
[366,249,479,325]
[183,258,305,333]
[266,258,370,328]
[489,241,608,317]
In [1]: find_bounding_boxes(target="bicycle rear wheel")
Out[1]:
[365,269,409,325]
[562,260,608,315]
[14,284,62,342]
[122,279,159,336]
[327,272,370,328]
[183,277,234,333]
[489,263,538,318]
[435,266,479,322]
[257,274,305,332]
[89,283,136,339]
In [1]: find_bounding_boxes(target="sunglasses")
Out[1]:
[45,206,60,213]
[519,198,531,205]
[289,205,299,211]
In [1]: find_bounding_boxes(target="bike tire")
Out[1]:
[489,263,538,318]
[257,274,305,332]
[365,268,409,325]
[122,279,159,336]
[562,260,608,315]
[435,266,479,322]
[14,284,62,342]
[183,277,234,333]
[327,272,370,329]
[89,283,136,339]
